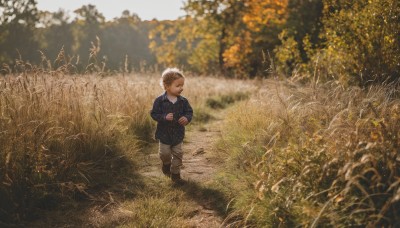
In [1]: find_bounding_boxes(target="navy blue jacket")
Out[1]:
[150,92,193,146]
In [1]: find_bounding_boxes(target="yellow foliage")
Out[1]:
[243,0,288,32]
[222,31,252,73]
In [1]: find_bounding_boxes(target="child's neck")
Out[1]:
[166,92,178,103]
[166,92,177,98]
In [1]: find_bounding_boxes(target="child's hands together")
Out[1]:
[178,116,189,126]
[166,113,174,121]
[166,113,188,125]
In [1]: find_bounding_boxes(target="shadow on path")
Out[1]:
[17,158,146,228]
[176,179,229,218]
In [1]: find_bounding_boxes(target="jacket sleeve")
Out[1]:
[183,99,193,123]
[150,98,166,122]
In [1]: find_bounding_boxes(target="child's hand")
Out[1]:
[165,113,174,121]
[178,116,189,126]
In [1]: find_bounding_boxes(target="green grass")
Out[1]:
[193,106,215,124]
[117,177,229,227]
[118,182,191,228]
[206,92,250,109]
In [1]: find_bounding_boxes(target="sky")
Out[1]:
[36,0,187,21]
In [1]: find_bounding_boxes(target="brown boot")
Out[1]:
[171,173,184,185]
[162,163,171,176]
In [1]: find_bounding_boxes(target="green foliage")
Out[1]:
[101,13,156,72]
[148,18,194,69]
[274,30,303,76]
[319,0,400,85]
[0,0,39,64]
[0,3,156,74]
[285,0,324,61]
[37,10,74,65]
[71,4,105,71]
[273,0,324,77]
[186,19,221,74]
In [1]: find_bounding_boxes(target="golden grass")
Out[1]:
[0,71,253,223]
[215,79,400,227]
[3,60,398,227]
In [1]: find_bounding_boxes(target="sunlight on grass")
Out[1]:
[215,79,400,227]
[0,72,254,224]
[118,181,192,228]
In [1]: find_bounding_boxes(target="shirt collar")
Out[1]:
[161,91,183,102]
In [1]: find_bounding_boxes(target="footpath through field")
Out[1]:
[140,111,226,227]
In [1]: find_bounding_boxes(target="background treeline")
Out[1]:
[0,1,157,74]
[1,0,399,85]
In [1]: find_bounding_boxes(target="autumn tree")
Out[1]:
[148,16,214,73]
[182,0,289,77]
[238,0,288,76]
[184,0,249,76]
[186,18,220,74]
[286,0,323,60]
[273,0,323,76]
[320,0,400,85]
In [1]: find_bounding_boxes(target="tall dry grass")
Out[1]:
[0,64,253,223]
[0,73,146,222]
[216,79,400,227]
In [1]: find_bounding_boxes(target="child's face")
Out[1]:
[166,77,185,97]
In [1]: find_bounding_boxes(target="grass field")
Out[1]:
[215,79,400,227]
[0,72,252,225]
[0,72,399,227]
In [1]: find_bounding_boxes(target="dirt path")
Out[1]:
[140,116,225,227]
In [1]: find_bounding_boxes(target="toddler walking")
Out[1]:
[150,68,193,184]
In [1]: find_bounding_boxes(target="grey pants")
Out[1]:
[159,142,183,174]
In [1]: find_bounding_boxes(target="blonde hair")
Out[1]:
[160,67,185,90]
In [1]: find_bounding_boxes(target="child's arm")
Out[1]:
[178,100,193,126]
[150,98,167,122]
[183,99,193,123]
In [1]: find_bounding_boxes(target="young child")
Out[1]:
[150,68,193,183]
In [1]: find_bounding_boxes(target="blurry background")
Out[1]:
[0,0,399,84]
[36,0,186,21]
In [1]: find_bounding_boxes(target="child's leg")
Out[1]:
[159,142,173,176]
[170,143,183,175]
[159,142,172,168]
